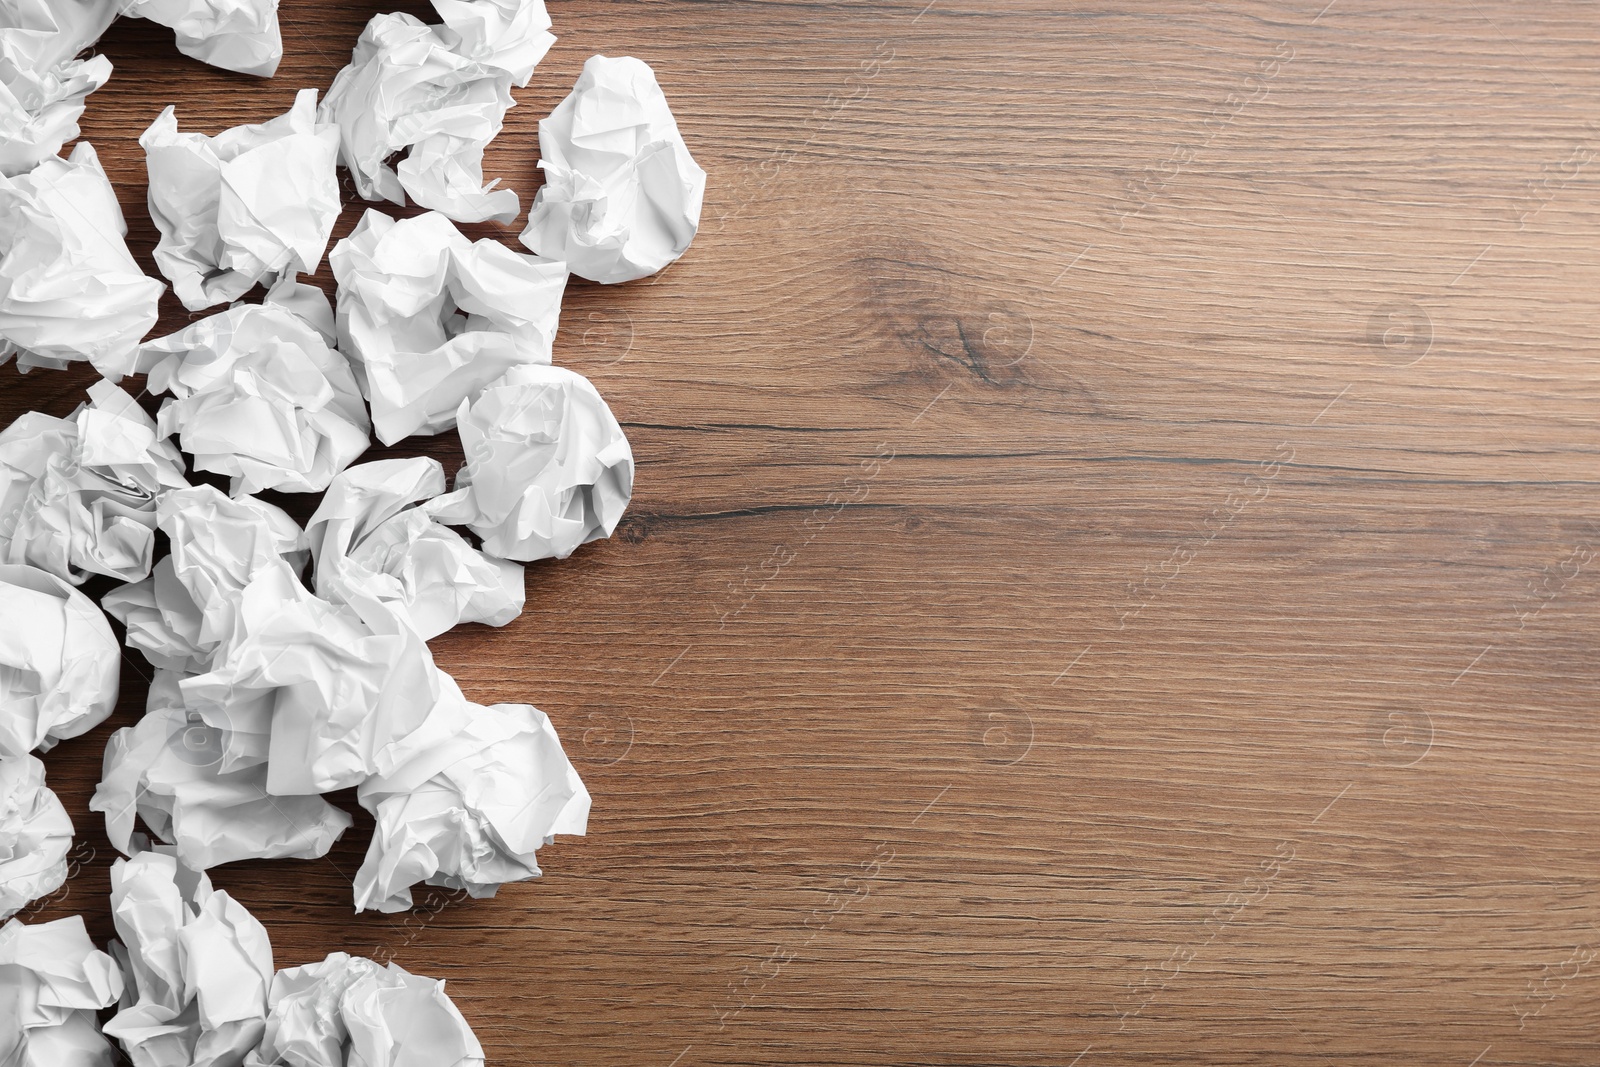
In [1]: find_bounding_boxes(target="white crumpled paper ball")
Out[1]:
[142,87,342,311]
[0,377,189,585]
[138,303,371,496]
[0,913,124,1066]
[179,565,464,797]
[104,849,275,1067]
[308,456,523,640]
[247,951,484,1067]
[354,693,588,912]
[520,54,706,284]
[430,0,554,86]
[124,0,284,78]
[0,141,165,378]
[0,753,72,921]
[330,209,567,445]
[320,12,521,225]
[103,484,308,674]
[0,563,120,757]
[91,671,352,871]
[429,364,633,562]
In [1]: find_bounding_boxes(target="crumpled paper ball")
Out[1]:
[91,671,352,871]
[429,0,553,86]
[178,564,465,796]
[0,0,117,176]
[246,951,484,1067]
[0,377,189,585]
[354,692,588,912]
[0,752,72,921]
[104,849,275,1067]
[520,54,706,284]
[429,364,633,562]
[329,208,567,445]
[138,303,371,496]
[0,913,124,1067]
[0,563,120,757]
[124,0,284,78]
[103,484,308,674]
[307,457,523,640]
[319,11,530,224]
[0,141,165,378]
[142,87,341,311]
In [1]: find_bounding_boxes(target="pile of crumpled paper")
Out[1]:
[0,0,706,1061]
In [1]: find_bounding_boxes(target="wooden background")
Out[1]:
[9,0,1600,1063]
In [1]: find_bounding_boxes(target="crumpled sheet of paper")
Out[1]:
[104,849,275,1067]
[103,484,307,675]
[179,564,466,796]
[319,3,553,224]
[0,563,120,757]
[246,951,484,1067]
[307,457,523,640]
[330,209,567,445]
[125,0,284,78]
[142,88,341,311]
[91,670,352,870]
[354,690,588,913]
[0,913,123,1066]
[138,303,371,496]
[430,0,552,85]
[0,753,71,921]
[0,378,189,586]
[0,142,165,378]
[521,54,705,284]
[429,364,633,562]
[0,0,117,176]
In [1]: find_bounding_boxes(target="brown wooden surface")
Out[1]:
[9,0,1600,1063]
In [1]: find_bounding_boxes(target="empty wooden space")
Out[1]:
[7,1,1600,1064]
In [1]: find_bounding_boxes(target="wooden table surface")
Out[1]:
[10,0,1600,1063]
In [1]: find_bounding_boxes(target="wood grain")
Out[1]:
[7,1,1600,1063]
